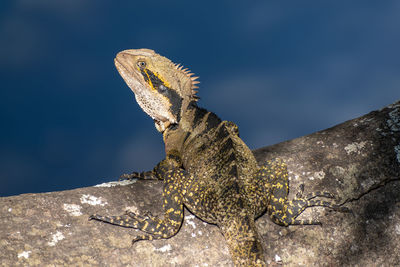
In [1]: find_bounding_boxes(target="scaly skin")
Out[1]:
[90,49,347,266]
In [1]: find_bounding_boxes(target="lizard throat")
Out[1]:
[154,120,174,133]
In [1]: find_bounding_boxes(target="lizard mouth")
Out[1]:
[114,57,140,89]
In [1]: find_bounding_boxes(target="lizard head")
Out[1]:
[114,49,199,132]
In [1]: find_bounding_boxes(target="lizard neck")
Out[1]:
[154,88,198,133]
[158,99,198,133]
[162,101,222,152]
[176,100,215,135]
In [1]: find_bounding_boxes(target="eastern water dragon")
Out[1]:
[90,49,347,266]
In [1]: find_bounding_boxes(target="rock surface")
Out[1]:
[1,101,399,266]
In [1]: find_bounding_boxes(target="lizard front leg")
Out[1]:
[90,168,185,242]
[119,157,174,181]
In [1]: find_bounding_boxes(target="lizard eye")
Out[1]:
[137,61,146,68]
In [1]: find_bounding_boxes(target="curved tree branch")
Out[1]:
[1,100,399,266]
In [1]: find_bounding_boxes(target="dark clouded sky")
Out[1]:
[1,1,399,196]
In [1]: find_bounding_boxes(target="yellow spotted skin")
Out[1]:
[90,49,347,266]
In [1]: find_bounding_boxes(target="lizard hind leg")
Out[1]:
[262,159,349,226]
[269,191,349,226]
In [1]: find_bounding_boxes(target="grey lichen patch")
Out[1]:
[47,231,65,246]
[154,244,172,253]
[17,250,31,259]
[344,141,368,155]
[274,254,283,264]
[356,117,374,126]
[395,145,400,164]
[316,140,325,147]
[184,215,197,231]
[80,194,108,206]
[330,166,346,177]
[125,205,140,214]
[63,203,83,216]
[387,105,400,132]
[395,224,400,235]
[329,164,359,197]
[386,105,400,164]
[95,179,137,187]
[313,170,325,180]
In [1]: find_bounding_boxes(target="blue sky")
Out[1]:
[1,1,399,196]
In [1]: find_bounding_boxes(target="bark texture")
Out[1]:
[1,100,399,266]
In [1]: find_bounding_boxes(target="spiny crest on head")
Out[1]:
[173,62,200,101]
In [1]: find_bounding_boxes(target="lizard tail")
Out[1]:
[220,215,266,267]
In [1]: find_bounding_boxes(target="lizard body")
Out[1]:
[90,49,346,266]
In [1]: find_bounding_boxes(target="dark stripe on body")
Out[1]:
[205,112,221,132]
[219,138,234,156]
[187,101,197,110]
[228,165,238,177]
[215,125,230,142]
[218,153,236,168]
[182,132,191,144]
[192,107,208,129]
